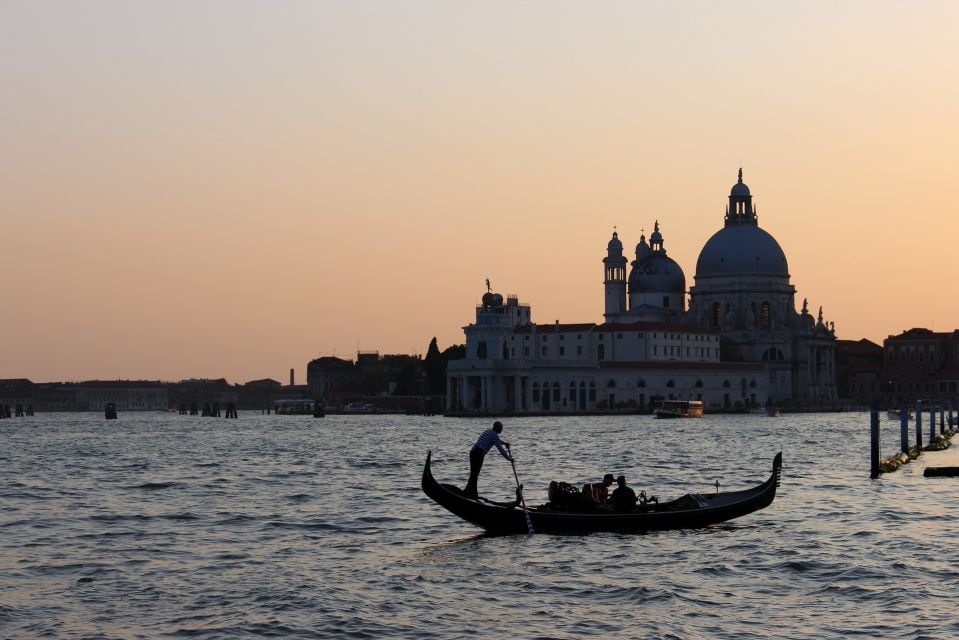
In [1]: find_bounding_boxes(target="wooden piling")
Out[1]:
[900,405,909,452]
[870,401,881,479]
[940,402,946,433]
[916,401,923,449]
[930,403,937,441]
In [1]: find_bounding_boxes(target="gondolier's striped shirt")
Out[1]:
[474,429,511,459]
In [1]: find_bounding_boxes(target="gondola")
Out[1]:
[422,451,781,535]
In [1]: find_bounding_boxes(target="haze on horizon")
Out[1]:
[2,1,958,384]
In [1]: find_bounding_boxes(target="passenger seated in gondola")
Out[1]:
[610,475,638,511]
[583,474,615,504]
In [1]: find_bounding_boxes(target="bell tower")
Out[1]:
[603,230,627,320]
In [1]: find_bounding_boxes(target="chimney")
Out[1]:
[290,368,294,387]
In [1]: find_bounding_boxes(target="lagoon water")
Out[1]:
[2,411,959,639]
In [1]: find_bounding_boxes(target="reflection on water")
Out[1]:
[2,412,959,638]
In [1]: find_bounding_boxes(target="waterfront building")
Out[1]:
[882,328,959,401]
[448,170,837,413]
[835,339,884,403]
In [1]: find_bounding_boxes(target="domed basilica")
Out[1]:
[447,170,837,414]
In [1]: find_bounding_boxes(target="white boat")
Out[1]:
[654,400,704,419]
[273,399,320,415]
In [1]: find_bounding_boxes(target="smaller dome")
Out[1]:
[481,292,496,307]
[492,293,503,306]
[607,231,623,251]
[635,235,650,257]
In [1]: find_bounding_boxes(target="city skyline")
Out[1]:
[3,2,958,382]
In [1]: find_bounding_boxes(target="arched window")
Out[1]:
[695,379,703,388]
[712,303,721,327]
[666,380,675,388]
[477,341,487,359]
[552,382,561,401]
[760,302,771,328]
[598,344,606,360]
[532,383,540,402]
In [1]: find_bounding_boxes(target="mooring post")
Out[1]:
[930,402,937,441]
[916,401,923,450]
[900,405,909,453]
[870,401,881,479]
[940,402,946,433]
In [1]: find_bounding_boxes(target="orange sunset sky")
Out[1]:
[2,1,958,383]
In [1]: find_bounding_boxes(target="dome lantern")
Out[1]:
[725,167,756,227]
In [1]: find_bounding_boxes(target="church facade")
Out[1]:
[447,171,836,414]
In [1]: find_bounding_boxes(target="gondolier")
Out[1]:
[464,421,513,499]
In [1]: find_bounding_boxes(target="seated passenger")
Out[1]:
[610,475,638,511]
[588,474,615,504]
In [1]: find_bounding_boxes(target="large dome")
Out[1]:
[695,224,788,278]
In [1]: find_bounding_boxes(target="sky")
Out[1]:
[2,1,958,383]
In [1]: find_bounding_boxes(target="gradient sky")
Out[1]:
[2,1,958,383]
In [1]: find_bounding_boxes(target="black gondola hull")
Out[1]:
[422,451,781,535]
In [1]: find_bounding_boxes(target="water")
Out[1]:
[2,411,959,639]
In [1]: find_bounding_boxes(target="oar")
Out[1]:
[509,454,535,535]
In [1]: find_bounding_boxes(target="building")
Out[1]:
[835,339,884,403]
[447,170,837,414]
[882,328,959,401]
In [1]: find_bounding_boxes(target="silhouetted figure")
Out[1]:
[464,421,513,499]
[610,475,638,511]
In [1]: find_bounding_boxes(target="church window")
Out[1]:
[712,303,721,327]
[577,346,583,355]
[477,342,488,359]
[695,379,703,388]
[541,347,547,357]
[588,383,596,402]
[503,343,509,359]
[666,380,675,388]
[524,347,530,357]
[760,302,771,328]
[559,346,565,356]
[532,384,540,402]
[553,384,560,401]
[663,296,670,308]
[598,344,606,360]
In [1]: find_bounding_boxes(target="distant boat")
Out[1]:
[888,410,913,421]
[104,403,118,420]
[766,406,781,417]
[273,399,319,415]
[654,400,704,419]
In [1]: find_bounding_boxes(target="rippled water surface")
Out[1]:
[3,412,959,639]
